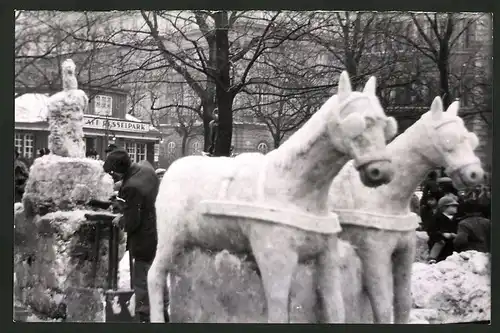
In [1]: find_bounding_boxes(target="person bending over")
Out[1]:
[103,149,168,323]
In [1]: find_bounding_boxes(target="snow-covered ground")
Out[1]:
[411,251,490,323]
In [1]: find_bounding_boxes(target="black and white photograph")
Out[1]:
[13,10,492,324]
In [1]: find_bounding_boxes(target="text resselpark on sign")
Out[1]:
[84,116,150,133]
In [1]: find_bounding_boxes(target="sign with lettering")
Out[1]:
[84,116,150,133]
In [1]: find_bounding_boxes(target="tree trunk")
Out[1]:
[273,129,281,149]
[202,100,216,152]
[438,42,452,108]
[181,130,189,156]
[214,11,233,157]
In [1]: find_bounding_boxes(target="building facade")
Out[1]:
[15,87,162,167]
[157,120,279,168]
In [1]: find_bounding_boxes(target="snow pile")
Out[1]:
[411,251,490,323]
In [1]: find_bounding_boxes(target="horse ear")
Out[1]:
[338,71,352,102]
[446,100,460,116]
[430,96,444,119]
[363,76,376,95]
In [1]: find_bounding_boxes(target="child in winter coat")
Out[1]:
[427,196,460,263]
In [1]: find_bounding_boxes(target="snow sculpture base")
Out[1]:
[168,240,365,323]
[14,207,126,321]
[169,243,490,324]
[22,155,114,216]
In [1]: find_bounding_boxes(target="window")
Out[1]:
[191,140,201,155]
[124,141,147,162]
[136,143,147,162]
[15,133,23,154]
[167,141,176,154]
[257,142,269,154]
[15,133,34,158]
[389,90,397,104]
[94,95,113,116]
[125,142,136,161]
[154,143,160,162]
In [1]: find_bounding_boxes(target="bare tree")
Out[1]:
[392,12,485,108]
[149,83,202,156]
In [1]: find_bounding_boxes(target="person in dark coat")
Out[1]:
[454,201,491,253]
[420,196,438,232]
[420,171,442,205]
[14,149,29,203]
[105,143,119,157]
[103,149,166,323]
[427,196,460,263]
[437,176,459,198]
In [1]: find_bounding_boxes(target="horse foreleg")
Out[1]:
[315,236,345,323]
[361,249,393,323]
[148,240,178,323]
[392,240,416,324]
[250,233,298,323]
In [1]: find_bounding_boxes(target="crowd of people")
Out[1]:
[418,170,491,263]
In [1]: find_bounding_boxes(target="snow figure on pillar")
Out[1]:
[14,60,120,322]
[47,59,88,158]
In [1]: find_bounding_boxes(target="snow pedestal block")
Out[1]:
[168,240,368,323]
[14,207,126,322]
[170,243,490,324]
[22,155,114,217]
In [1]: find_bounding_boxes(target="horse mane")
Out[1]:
[267,95,339,167]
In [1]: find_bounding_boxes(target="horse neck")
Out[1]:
[383,120,435,208]
[264,108,348,213]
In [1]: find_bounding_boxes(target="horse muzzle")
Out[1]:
[354,152,394,188]
[450,163,485,189]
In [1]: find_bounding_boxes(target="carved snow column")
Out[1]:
[14,59,125,322]
[48,59,86,158]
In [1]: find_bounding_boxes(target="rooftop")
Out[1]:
[15,93,157,131]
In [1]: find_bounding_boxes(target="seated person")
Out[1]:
[454,201,491,253]
[427,196,460,263]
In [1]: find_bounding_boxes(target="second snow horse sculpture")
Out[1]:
[330,96,485,324]
[148,71,399,323]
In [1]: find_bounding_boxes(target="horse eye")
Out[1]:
[441,134,461,152]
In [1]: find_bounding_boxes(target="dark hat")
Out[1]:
[437,177,453,184]
[105,143,119,153]
[437,196,459,210]
[103,149,131,174]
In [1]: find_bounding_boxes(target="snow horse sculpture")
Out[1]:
[149,71,398,323]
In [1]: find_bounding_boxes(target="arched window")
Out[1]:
[191,140,201,155]
[257,142,269,154]
[167,141,176,154]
